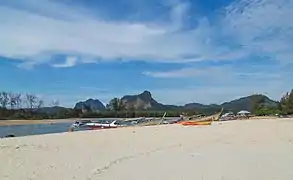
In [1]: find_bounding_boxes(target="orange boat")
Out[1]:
[179,120,212,126]
[177,108,223,126]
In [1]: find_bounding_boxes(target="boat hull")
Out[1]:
[178,120,212,126]
[87,125,118,130]
[177,108,223,125]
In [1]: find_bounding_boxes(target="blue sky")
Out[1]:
[0,0,292,107]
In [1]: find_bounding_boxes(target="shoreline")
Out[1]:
[0,117,127,126]
[1,119,293,180]
[0,119,79,126]
[0,115,282,126]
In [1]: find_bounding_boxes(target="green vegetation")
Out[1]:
[251,94,281,116]
[279,90,293,115]
[106,98,125,112]
[1,89,293,120]
[79,110,181,118]
[248,90,293,116]
[253,107,282,116]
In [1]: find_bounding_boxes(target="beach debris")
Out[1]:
[3,134,15,138]
[191,151,201,157]
[68,127,74,132]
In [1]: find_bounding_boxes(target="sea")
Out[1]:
[0,117,179,138]
[0,122,74,138]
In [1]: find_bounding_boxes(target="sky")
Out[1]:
[0,0,292,107]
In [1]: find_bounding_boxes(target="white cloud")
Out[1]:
[0,0,291,69]
[0,0,256,68]
[1,0,292,106]
[143,66,228,78]
[143,64,284,83]
[144,65,284,80]
[169,1,190,31]
[142,63,291,104]
[0,0,197,66]
[222,0,293,62]
[140,0,293,104]
[143,68,199,78]
[52,56,78,68]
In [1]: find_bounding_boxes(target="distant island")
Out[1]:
[0,89,292,120]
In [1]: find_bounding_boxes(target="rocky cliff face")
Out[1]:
[121,91,163,110]
[71,91,277,113]
[74,99,105,112]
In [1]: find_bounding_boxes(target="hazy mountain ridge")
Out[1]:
[69,91,278,113]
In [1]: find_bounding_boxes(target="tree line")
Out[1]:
[279,90,293,115]
[78,97,189,118]
[1,89,293,120]
[251,90,293,116]
[93,90,293,118]
[0,91,44,110]
[0,92,182,120]
[0,91,63,120]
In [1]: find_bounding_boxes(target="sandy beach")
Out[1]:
[1,119,293,180]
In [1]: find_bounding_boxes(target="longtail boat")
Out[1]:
[70,119,129,131]
[179,121,212,126]
[177,108,223,126]
[136,112,167,126]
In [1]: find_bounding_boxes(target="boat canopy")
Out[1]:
[237,110,251,114]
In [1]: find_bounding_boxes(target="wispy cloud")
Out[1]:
[143,60,291,104]
[143,64,283,82]
[143,0,293,103]
[143,66,225,78]
[169,1,190,31]
[1,0,209,67]
[52,56,78,68]
[1,0,292,106]
[222,0,293,63]
[0,0,250,68]
[0,0,292,69]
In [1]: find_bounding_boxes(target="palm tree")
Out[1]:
[107,98,125,112]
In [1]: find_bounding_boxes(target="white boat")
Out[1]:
[85,119,125,129]
[123,117,146,125]
[71,120,93,128]
[70,119,125,131]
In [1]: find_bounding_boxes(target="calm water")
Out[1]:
[0,122,73,138]
[0,117,179,138]
[0,118,124,138]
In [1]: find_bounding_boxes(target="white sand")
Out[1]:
[1,119,293,180]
